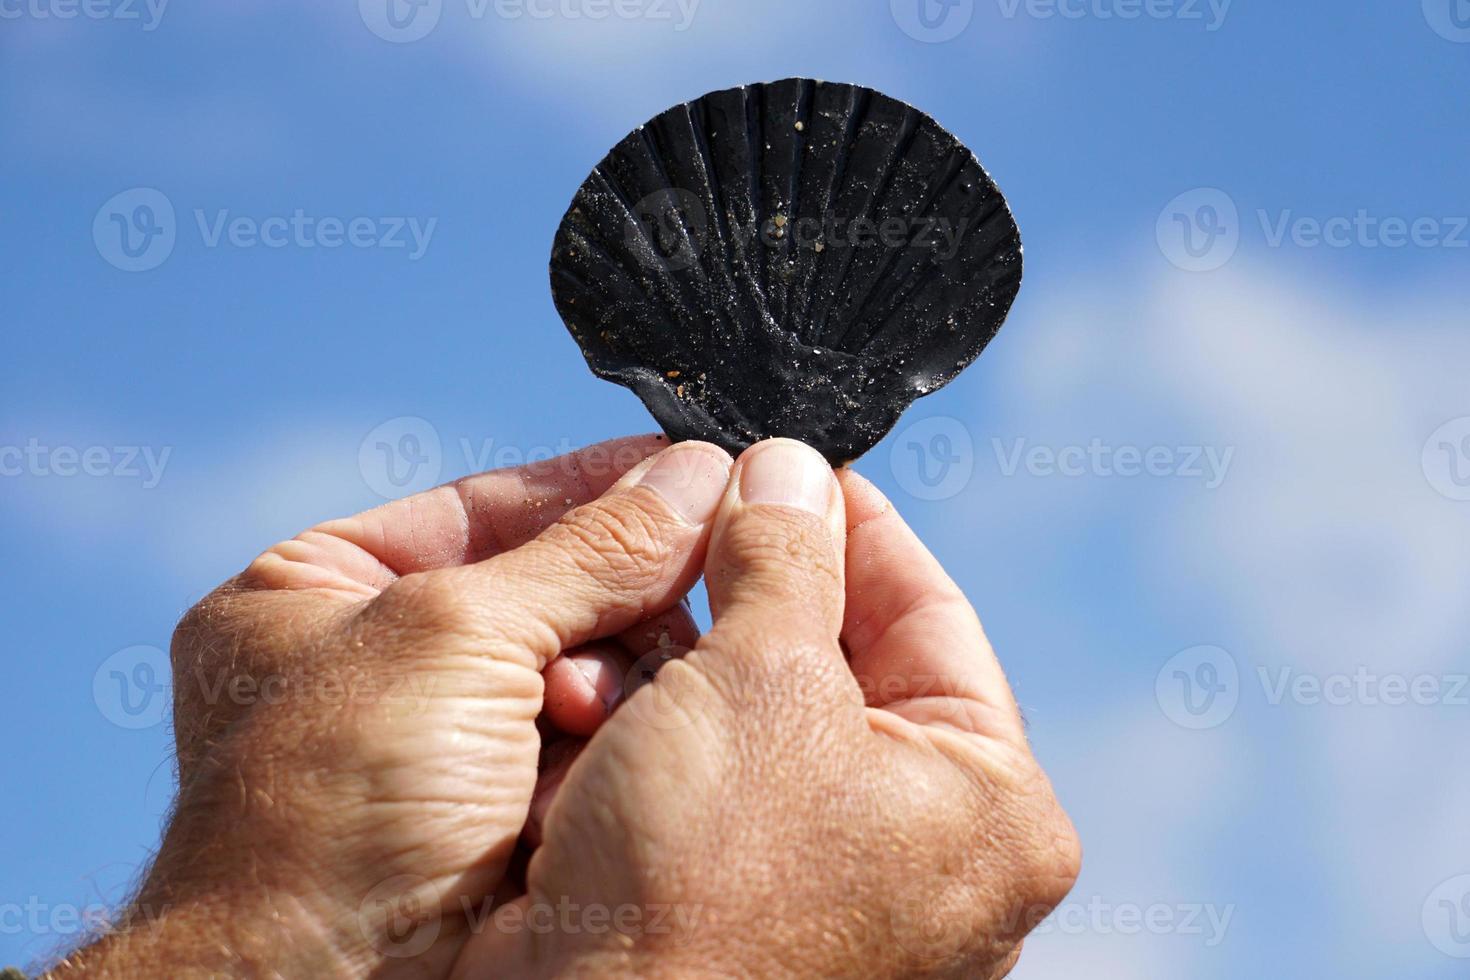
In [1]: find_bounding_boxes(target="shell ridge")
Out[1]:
[744,84,770,314]
[635,122,713,299]
[854,174,1014,356]
[676,98,746,351]
[797,83,870,346]
[586,168,705,367]
[805,92,917,352]
[773,78,817,339]
[840,144,976,353]
[705,91,779,331]
[816,104,929,352]
[655,107,750,367]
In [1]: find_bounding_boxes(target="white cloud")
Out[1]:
[943,255,1470,975]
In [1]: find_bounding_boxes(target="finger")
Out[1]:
[522,738,586,849]
[541,643,630,736]
[431,440,733,669]
[836,469,1024,742]
[249,434,671,594]
[699,439,849,680]
[617,599,700,656]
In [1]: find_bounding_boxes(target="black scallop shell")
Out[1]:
[549,77,1022,465]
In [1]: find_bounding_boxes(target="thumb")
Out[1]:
[701,439,848,676]
[385,440,732,671]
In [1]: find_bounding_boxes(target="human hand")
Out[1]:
[454,439,1081,979]
[56,434,735,978]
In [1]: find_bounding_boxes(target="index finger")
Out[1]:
[252,434,671,594]
[837,469,1024,743]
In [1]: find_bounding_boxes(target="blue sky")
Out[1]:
[2,0,1468,975]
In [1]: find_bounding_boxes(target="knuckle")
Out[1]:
[1003,770,1083,912]
[372,570,477,634]
[554,496,672,583]
[691,628,859,739]
[716,511,840,589]
[945,745,1081,919]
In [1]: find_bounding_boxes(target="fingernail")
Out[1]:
[572,655,623,713]
[637,444,732,525]
[572,656,605,697]
[739,439,832,515]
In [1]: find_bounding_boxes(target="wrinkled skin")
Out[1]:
[54,435,1079,979]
